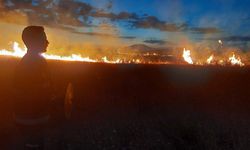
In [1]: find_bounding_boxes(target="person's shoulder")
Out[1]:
[36,54,48,66]
[37,54,47,61]
[20,53,47,66]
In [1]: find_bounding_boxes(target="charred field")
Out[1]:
[1,57,250,149]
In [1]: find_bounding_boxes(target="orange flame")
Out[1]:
[0,42,170,64]
[0,42,26,57]
[182,48,193,64]
[206,55,214,64]
[229,53,244,66]
[0,42,246,66]
[0,42,116,63]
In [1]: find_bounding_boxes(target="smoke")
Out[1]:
[0,9,28,25]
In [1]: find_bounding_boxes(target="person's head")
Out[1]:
[22,26,49,53]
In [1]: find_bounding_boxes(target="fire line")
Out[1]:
[0,42,246,66]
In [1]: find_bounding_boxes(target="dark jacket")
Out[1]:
[13,52,53,123]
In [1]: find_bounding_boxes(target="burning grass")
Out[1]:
[0,41,247,66]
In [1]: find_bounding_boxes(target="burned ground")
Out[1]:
[1,57,250,149]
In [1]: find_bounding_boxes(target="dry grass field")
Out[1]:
[1,56,250,149]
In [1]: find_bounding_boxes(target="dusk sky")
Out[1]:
[0,0,250,55]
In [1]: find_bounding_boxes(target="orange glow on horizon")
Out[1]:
[0,41,246,66]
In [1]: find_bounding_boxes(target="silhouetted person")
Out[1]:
[12,26,52,150]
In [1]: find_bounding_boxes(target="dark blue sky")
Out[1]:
[79,0,250,43]
[82,0,250,29]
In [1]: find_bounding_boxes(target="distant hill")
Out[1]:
[128,44,154,51]
[118,44,154,54]
[116,44,186,64]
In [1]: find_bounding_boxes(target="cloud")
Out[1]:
[72,31,117,37]
[119,36,136,39]
[144,39,166,45]
[1,0,94,27]
[129,15,220,34]
[143,39,177,46]
[131,16,188,32]
[206,36,250,42]
[71,31,136,40]
[190,27,222,34]
[90,11,116,20]
[0,0,221,36]
[222,36,250,42]
[91,10,138,20]
[0,9,28,25]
